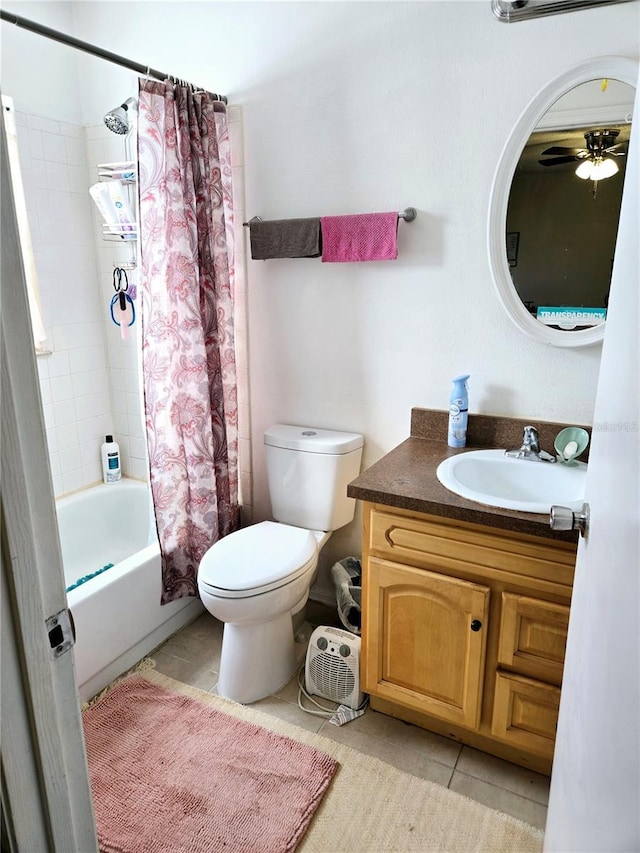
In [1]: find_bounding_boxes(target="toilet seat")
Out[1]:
[198,521,318,599]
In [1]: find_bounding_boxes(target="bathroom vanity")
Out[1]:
[347,409,585,775]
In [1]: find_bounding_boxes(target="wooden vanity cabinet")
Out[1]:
[361,502,576,775]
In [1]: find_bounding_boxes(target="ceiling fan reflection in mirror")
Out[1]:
[538,128,627,194]
[538,128,626,171]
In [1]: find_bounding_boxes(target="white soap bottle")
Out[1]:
[101,434,122,484]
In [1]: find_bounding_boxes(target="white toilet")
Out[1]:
[197,424,364,704]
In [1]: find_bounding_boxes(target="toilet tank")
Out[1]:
[264,425,364,532]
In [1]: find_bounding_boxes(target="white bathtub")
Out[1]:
[56,480,203,701]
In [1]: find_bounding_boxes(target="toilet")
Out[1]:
[197,424,363,704]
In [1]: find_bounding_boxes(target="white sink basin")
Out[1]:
[436,448,587,514]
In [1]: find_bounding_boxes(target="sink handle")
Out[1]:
[523,426,540,453]
[550,503,590,538]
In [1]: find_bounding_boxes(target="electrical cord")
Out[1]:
[296,663,369,718]
[296,664,340,717]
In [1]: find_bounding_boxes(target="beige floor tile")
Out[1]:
[294,637,311,669]
[331,706,462,768]
[449,771,548,830]
[273,671,316,705]
[455,746,551,805]
[250,694,327,734]
[151,649,219,693]
[318,719,454,787]
[159,613,223,667]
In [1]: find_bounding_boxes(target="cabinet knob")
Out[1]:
[470,619,482,632]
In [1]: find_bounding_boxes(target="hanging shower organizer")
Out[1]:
[94,160,139,336]
[95,160,138,243]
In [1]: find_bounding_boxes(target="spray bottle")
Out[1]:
[448,375,470,448]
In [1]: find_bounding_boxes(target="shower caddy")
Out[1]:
[93,160,138,334]
[95,160,138,243]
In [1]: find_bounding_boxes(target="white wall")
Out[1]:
[0,2,85,124]
[2,0,638,591]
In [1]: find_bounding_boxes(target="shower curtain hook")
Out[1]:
[139,64,152,94]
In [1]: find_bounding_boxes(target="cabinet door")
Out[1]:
[492,673,560,760]
[498,593,569,686]
[364,557,489,729]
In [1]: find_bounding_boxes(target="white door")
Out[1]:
[544,70,640,851]
[0,100,98,850]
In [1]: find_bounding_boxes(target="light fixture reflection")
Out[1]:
[575,157,619,181]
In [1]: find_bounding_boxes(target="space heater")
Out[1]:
[305,625,364,710]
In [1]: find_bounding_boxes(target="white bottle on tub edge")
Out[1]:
[101,434,121,484]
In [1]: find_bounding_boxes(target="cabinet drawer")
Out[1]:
[368,509,575,587]
[498,593,569,685]
[492,672,560,760]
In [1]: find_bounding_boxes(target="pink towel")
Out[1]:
[320,212,399,262]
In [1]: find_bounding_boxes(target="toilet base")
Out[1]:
[217,612,298,704]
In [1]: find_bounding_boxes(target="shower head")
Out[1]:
[104,97,137,135]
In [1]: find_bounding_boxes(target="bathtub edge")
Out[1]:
[77,598,204,702]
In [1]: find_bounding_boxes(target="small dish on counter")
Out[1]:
[554,427,590,466]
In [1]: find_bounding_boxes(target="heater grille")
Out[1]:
[308,653,355,701]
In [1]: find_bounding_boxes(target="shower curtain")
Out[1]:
[137,79,238,604]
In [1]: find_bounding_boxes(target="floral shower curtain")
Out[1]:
[137,79,238,604]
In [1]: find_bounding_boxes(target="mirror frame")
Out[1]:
[488,56,638,348]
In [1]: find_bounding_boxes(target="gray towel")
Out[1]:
[249,217,321,259]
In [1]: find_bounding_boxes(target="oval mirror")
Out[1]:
[488,56,637,347]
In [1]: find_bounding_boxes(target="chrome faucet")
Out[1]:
[505,426,556,463]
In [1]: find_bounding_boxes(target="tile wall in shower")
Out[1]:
[15,109,145,495]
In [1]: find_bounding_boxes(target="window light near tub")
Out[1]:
[2,94,49,353]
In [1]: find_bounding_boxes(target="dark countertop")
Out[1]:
[347,409,588,543]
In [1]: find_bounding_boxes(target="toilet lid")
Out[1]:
[198,521,318,598]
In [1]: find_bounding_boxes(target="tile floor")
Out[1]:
[150,602,550,831]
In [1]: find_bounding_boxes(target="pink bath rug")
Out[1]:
[82,676,338,852]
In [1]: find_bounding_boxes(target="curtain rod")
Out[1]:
[0,10,228,104]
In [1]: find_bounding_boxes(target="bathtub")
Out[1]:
[56,480,203,701]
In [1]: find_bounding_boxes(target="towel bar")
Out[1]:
[399,207,417,222]
[242,208,417,227]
